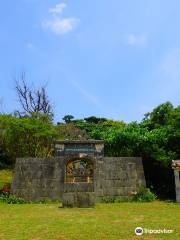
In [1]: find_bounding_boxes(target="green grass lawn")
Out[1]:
[0,170,179,239]
[0,201,179,240]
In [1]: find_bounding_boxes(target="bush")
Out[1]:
[0,192,28,204]
[101,197,116,203]
[101,188,157,203]
[132,187,157,202]
[0,192,60,204]
[101,196,131,203]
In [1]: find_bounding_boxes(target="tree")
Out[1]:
[56,123,88,140]
[0,119,10,167]
[0,115,57,159]
[143,102,174,129]
[62,115,74,124]
[84,116,107,124]
[15,72,53,120]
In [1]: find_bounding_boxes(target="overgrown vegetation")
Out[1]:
[0,114,57,165]
[101,196,131,203]
[0,192,28,204]
[0,192,59,204]
[132,187,157,202]
[101,188,157,203]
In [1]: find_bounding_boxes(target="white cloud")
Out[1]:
[49,3,66,14]
[42,17,79,35]
[127,34,147,47]
[42,2,79,35]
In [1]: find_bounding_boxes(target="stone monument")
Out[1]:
[11,140,146,205]
[172,160,180,202]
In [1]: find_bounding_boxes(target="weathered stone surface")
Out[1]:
[64,183,94,193]
[11,141,146,201]
[62,192,95,208]
[11,157,65,201]
[96,157,146,199]
[62,193,76,208]
[173,170,180,202]
[62,182,95,207]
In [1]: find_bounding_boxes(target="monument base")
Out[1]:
[62,192,95,208]
[174,170,180,202]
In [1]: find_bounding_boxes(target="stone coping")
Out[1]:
[54,140,104,144]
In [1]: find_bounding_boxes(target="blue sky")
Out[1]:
[0,0,180,122]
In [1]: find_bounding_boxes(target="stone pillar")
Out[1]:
[172,160,180,202]
[174,170,180,202]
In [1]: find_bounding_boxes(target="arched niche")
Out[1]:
[66,158,94,183]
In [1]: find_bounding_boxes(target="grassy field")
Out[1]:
[0,201,179,240]
[0,170,179,239]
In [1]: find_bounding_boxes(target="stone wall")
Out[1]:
[98,157,146,199]
[11,157,64,200]
[11,156,146,201]
[11,140,146,201]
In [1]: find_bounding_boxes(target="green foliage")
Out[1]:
[101,122,145,156]
[0,114,57,161]
[0,192,59,204]
[62,115,74,123]
[84,116,107,124]
[101,197,116,203]
[101,188,157,203]
[55,123,88,140]
[132,187,157,202]
[101,119,126,128]
[0,192,28,204]
[75,118,126,140]
[0,143,10,168]
[73,103,179,168]
[143,101,174,129]
[75,121,104,136]
[101,196,131,203]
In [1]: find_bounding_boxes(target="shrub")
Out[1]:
[0,192,28,204]
[0,192,60,204]
[132,187,157,202]
[101,196,131,203]
[101,197,116,203]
